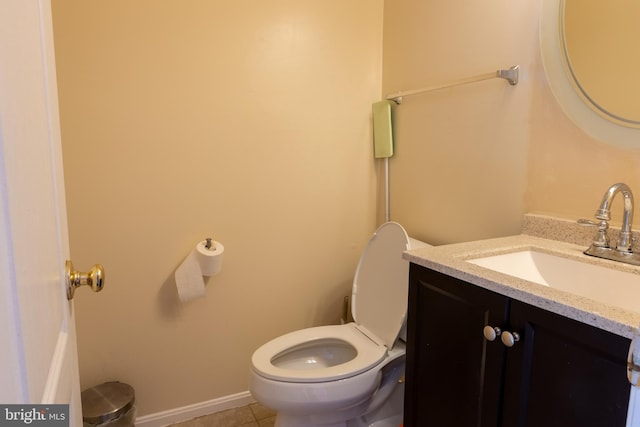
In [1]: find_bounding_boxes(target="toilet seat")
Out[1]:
[251,323,386,383]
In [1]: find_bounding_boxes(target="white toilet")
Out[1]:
[249,222,428,427]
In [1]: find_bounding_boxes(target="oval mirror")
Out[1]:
[563,0,640,127]
[540,0,640,148]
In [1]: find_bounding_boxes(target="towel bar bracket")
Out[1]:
[498,65,519,86]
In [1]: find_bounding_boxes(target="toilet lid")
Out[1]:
[352,222,411,349]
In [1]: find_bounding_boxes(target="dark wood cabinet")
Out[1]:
[404,263,631,427]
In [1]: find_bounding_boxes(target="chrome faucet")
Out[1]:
[579,183,640,265]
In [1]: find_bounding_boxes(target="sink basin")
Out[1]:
[467,249,640,313]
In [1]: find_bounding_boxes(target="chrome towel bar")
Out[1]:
[386,65,519,104]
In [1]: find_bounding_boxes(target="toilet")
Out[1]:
[249,222,428,427]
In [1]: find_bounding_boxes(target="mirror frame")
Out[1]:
[540,0,640,149]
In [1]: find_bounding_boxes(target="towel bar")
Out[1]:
[386,65,519,104]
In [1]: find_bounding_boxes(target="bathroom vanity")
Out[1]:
[402,214,640,427]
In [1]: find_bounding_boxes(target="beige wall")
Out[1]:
[383,0,640,245]
[53,0,640,418]
[52,1,383,416]
[528,53,640,219]
[382,0,535,245]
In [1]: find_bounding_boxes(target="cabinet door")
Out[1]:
[404,265,509,427]
[501,299,631,427]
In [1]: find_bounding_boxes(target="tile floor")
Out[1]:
[169,403,276,427]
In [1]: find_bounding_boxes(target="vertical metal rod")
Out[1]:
[385,157,390,222]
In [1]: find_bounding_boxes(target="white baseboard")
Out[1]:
[135,391,256,427]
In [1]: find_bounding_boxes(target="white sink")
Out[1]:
[467,249,640,313]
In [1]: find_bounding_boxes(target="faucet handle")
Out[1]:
[578,218,610,248]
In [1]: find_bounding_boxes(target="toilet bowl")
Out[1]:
[249,222,428,427]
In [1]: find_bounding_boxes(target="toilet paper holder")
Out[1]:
[205,237,214,250]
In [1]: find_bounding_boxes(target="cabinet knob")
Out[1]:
[483,325,502,342]
[501,331,520,347]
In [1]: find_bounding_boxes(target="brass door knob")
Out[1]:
[66,260,105,300]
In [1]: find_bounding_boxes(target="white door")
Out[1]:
[0,1,83,425]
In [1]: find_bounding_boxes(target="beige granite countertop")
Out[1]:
[403,214,640,339]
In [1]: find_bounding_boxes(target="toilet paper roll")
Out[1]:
[175,249,206,303]
[196,240,224,276]
[175,240,224,303]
